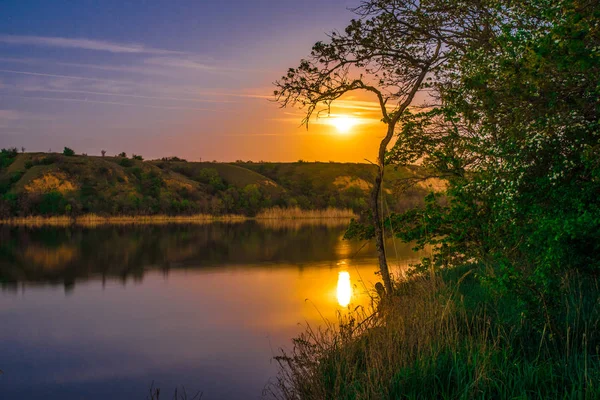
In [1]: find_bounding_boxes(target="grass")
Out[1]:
[265,266,600,400]
[256,207,356,220]
[0,207,356,226]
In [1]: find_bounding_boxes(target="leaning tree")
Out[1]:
[273,0,490,294]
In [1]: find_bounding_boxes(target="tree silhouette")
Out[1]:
[274,1,458,294]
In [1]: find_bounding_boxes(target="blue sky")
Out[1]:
[0,0,388,161]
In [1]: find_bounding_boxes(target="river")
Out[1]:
[0,221,421,399]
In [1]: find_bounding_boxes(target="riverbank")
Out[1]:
[0,207,356,227]
[267,265,600,399]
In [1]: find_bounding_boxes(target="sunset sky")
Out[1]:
[0,0,390,162]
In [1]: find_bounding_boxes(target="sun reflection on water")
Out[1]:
[336,271,353,307]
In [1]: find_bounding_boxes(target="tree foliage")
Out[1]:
[376,0,600,323]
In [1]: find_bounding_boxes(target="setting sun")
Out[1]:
[331,116,357,134]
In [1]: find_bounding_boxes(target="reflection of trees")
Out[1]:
[0,223,380,288]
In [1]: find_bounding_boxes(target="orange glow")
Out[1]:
[330,116,358,134]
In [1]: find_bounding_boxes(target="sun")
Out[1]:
[331,116,357,134]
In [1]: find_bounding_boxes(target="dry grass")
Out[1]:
[256,207,356,220]
[0,214,247,227]
[256,218,352,230]
[0,207,356,226]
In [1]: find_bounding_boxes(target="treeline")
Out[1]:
[0,150,421,219]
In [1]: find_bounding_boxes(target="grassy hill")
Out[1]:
[0,149,434,218]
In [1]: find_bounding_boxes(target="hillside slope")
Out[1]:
[0,150,434,218]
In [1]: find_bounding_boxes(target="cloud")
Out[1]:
[144,57,218,71]
[0,109,21,120]
[143,57,266,74]
[0,35,183,55]
[9,95,222,112]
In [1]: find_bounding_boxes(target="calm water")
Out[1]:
[0,221,421,400]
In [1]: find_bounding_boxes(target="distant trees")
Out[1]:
[101,150,106,157]
[132,154,143,161]
[118,152,127,158]
[63,147,75,156]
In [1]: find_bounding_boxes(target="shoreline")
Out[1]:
[0,208,357,227]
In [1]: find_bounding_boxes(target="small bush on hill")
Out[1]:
[0,147,19,169]
[119,158,134,167]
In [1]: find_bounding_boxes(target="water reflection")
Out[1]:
[0,221,420,290]
[336,271,352,307]
[0,223,424,400]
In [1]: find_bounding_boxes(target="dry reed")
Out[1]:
[0,207,356,227]
[256,207,356,220]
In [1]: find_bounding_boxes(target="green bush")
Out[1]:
[119,158,133,167]
[62,147,75,156]
[37,191,67,215]
[0,147,18,169]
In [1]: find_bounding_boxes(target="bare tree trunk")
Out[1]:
[371,125,396,295]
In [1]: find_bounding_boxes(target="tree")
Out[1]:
[118,152,127,158]
[21,147,25,153]
[275,1,458,294]
[63,147,75,156]
[132,154,144,161]
[380,0,600,322]
[101,150,106,157]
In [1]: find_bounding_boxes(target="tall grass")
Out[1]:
[265,268,600,399]
[0,207,356,226]
[256,207,356,220]
[0,214,246,227]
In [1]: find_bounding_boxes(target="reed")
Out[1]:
[0,213,247,227]
[256,207,356,220]
[0,207,356,226]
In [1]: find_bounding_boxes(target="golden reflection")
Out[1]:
[337,271,353,307]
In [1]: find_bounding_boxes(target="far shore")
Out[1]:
[0,207,357,227]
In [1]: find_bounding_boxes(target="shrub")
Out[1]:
[132,154,143,161]
[63,147,75,156]
[119,158,134,167]
[37,191,67,215]
[0,147,19,169]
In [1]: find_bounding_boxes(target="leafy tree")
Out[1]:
[63,147,75,156]
[375,0,600,323]
[118,152,127,158]
[132,154,143,161]
[101,150,106,157]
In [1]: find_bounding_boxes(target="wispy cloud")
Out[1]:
[144,57,218,71]
[144,57,268,74]
[0,35,184,55]
[0,109,21,120]
[9,95,221,112]
[18,88,235,104]
[0,68,127,83]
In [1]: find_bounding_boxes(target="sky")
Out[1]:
[0,0,389,162]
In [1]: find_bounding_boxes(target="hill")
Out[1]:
[0,149,435,218]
